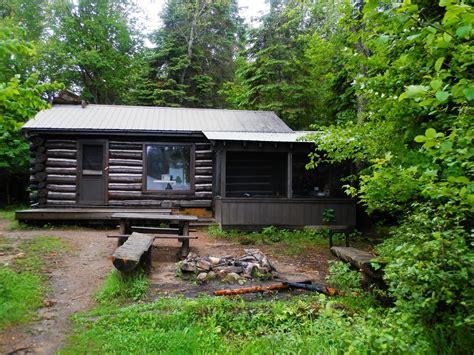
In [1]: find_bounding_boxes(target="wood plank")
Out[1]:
[108,174,142,183]
[47,175,76,184]
[45,167,77,175]
[108,166,142,173]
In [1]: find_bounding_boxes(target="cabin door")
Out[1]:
[78,141,107,205]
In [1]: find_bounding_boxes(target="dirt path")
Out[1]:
[0,219,115,355]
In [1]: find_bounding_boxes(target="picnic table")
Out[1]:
[110,213,199,273]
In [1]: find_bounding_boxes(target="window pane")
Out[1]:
[82,144,103,175]
[146,145,191,191]
[292,153,351,198]
[225,151,287,197]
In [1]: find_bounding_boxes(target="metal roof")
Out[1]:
[23,104,293,133]
[203,131,315,143]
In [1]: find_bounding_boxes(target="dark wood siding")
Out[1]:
[214,197,356,230]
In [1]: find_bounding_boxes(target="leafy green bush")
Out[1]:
[327,261,362,294]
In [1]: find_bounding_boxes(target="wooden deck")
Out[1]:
[15,208,215,227]
[15,208,172,222]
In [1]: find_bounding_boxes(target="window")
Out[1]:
[292,153,351,198]
[225,151,287,197]
[82,144,103,175]
[145,144,192,192]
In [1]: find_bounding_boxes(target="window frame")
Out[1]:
[142,142,195,195]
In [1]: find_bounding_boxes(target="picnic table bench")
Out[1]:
[110,213,198,273]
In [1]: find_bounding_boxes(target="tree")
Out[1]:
[0,26,62,204]
[222,0,347,129]
[149,0,244,108]
[306,0,473,347]
[42,0,142,104]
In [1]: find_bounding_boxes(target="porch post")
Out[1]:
[287,152,292,199]
[219,150,226,198]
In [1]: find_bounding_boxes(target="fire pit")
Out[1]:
[178,249,278,283]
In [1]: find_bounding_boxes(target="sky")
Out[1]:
[136,0,269,46]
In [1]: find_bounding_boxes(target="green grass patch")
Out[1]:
[208,225,362,255]
[0,267,44,328]
[0,236,70,329]
[95,270,150,305]
[60,252,459,354]
[61,293,436,354]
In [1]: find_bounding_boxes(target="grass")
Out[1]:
[95,270,150,305]
[0,236,70,329]
[208,225,365,256]
[61,292,436,354]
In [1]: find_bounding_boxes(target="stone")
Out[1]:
[181,261,196,272]
[213,265,243,275]
[207,271,217,280]
[197,273,208,283]
[196,259,212,271]
[43,299,57,307]
[208,256,221,265]
[222,272,240,283]
[244,263,259,276]
[187,252,199,260]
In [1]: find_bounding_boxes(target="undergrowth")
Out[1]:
[95,270,150,305]
[208,225,365,255]
[61,249,464,354]
[0,236,70,329]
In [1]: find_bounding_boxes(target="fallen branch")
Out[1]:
[214,282,336,296]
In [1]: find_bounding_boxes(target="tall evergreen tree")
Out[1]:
[149,0,244,108]
[222,0,322,129]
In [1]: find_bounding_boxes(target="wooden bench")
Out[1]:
[108,233,198,259]
[112,233,155,273]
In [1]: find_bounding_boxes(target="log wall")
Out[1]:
[28,135,213,209]
[107,139,213,208]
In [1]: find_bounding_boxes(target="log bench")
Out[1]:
[112,233,155,274]
[330,246,386,291]
[108,233,198,258]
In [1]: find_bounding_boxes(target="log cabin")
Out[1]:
[17,103,356,230]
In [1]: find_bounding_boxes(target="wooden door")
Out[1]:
[78,141,107,205]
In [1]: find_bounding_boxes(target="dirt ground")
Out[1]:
[0,217,333,354]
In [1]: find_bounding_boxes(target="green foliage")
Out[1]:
[327,261,362,294]
[42,0,142,104]
[95,270,149,305]
[302,0,473,348]
[149,0,244,108]
[62,294,439,354]
[322,208,336,224]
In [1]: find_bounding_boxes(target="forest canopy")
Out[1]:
[0,0,472,352]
